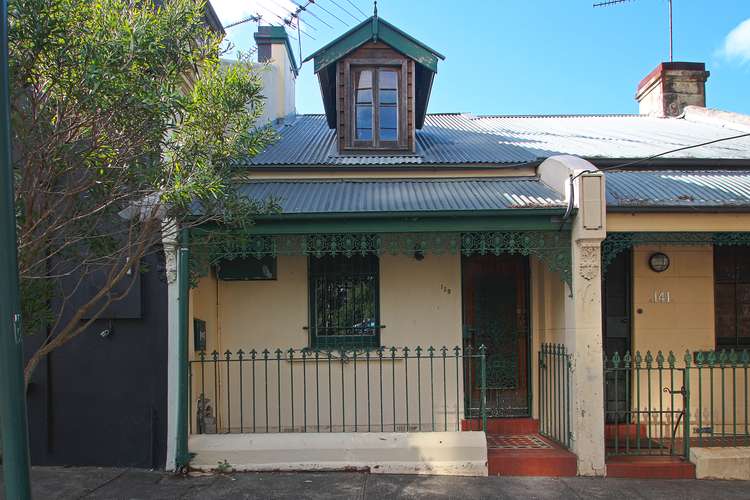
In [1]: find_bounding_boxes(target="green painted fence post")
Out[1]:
[479,344,487,432]
[684,350,691,460]
[0,0,32,496]
[175,228,190,469]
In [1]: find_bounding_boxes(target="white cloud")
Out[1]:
[720,18,750,64]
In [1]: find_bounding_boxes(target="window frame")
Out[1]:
[714,245,750,348]
[307,254,381,349]
[344,59,408,151]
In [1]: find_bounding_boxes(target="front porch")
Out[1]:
[601,229,750,478]
[184,229,578,476]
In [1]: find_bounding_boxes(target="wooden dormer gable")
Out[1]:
[303,13,444,154]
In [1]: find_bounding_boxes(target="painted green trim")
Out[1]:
[0,0,32,492]
[253,208,567,220]
[378,22,439,72]
[311,22,372,74]
[305,16,444,74]
[254,26,298,75]
[239,215,567,235]
[175,229,190,469]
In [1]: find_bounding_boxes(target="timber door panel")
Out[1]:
[462,254,530,417]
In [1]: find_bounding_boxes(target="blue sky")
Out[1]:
[211,0,750,116]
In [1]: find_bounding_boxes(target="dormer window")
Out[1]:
[353,67,400,147]
[304,13,444,155]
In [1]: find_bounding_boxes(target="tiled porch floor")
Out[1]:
[486,434,553,449]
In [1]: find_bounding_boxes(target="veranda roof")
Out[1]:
[606,170,750,211]
[237,177,565,215]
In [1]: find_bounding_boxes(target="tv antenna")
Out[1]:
[594,0,674,62]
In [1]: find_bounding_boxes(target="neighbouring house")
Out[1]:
[172,14,750,479]
[22,1,225,470]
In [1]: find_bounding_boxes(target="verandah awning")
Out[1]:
[223,177,569,234]
[237,178,565,213]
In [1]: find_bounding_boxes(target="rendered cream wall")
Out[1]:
[628,245,747,432]
[219,255,309,349]
[608,213,750,232]
[529,258,567,420]
[378,254,462,348]
[631,245,715,354]
[189,271,219,433]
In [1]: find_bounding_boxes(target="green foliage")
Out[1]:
[215,459,233,473]
[9,0,276,379]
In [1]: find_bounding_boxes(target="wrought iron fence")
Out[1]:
[604,349,750,460]
[538,344,572,448]
[692,350,750,448]
[189,345,487,434]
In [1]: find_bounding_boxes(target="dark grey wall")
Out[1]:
[25,248,169,469]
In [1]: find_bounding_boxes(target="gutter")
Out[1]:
[250,208,569,221]
[233,162,542,172]
[589,158,750,170]
[607,205,750,213]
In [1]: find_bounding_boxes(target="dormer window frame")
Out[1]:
[343,58,409,152]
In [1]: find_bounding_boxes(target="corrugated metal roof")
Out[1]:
[238,114,538,166]
[237,178,565,214]
[606,170,750,209]
[473,114,750,161]
[239,113,750,167]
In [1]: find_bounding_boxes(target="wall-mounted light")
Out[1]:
[649,252,670,273]
[414,244,424,261]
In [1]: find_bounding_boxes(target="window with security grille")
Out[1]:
[714,245,750,348]
[309,254,380,349]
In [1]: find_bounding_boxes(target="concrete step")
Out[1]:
[462,418,539,434]
[690,447,750,480]
[486,433,577,477]
[606,456,696,479]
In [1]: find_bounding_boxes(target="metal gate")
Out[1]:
[603,351,690,459]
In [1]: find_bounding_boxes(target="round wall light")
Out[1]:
[649,252,670,273]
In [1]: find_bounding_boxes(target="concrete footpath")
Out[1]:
[2,467,750,499]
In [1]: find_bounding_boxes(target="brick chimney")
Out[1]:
[253,26,298,124]
[635,62,710,117]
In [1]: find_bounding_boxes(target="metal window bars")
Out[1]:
[189,345,487,434]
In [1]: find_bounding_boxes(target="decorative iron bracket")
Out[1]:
[189,230,573,288]
[602,232,750,272]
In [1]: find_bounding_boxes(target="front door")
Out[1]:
[603,249,632,423]
[462,254,530,417]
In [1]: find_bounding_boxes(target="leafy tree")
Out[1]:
[9,0,275,383]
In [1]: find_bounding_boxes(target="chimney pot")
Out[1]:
[635,62,710,117]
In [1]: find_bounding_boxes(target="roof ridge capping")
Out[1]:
[682,106,750,134]
[302,15,445,68]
